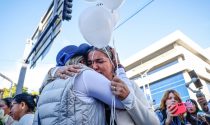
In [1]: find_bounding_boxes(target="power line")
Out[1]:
[115,0,154,30]
[0,59,54,66]
[0,59,22,63]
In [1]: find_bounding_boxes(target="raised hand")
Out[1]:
[111,76,130,100]
[55,65,83,79]
[197,96,209,112]
[165,104,178,125]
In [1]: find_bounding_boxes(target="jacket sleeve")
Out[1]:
[123,82,160,125]
[116,68,160,125]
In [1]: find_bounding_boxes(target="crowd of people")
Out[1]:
[1,43,210,125]
[0,93,36,125]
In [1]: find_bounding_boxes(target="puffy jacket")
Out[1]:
[33,67,105,125]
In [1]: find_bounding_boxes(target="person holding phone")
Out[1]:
[155,89,193,125]
[197,96,210,113]
[186,99,210,125]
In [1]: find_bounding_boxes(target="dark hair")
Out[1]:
[13,93,37,112]
[186,98,200,113]
[2,97,13,108]
[185,99,203,124]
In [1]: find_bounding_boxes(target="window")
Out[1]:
[145,72,189,108]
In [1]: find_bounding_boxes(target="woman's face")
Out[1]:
[165,92,179,107]
[187,103,196,114]
[10,101,24,121]
[87,50,114,80]
[0,100,10,115]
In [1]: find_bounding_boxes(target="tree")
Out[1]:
[2,84,30,98]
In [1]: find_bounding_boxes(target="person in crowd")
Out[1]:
[185,99,210,125]
[197,96,210,114]
[46,44,159,125]
[155,89,191,125]
[197,95,210,124]
[0,98,16,125]
[33,44,130,125]
[10,93,36,125]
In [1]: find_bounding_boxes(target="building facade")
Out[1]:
[122,31,210,108]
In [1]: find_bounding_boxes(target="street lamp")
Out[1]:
[0,73,14,97]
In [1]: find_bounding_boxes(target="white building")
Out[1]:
[122,30,210,108]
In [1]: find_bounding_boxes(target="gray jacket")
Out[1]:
[33,68,105,125]
[115,82,160,125]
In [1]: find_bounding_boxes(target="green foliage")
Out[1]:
[31,91,39,96]
[2,84,33,98]
[0,120,3,125]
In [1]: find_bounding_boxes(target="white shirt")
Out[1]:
[16,114,34,125]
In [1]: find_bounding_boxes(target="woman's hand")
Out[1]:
[111,76,130,100]
[197,115,210,125]
[55,65,82,79]
[165,104,178,125]
[197,96,209,112]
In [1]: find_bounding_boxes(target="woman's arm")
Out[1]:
[79,69,125,109]
[113,68,160,124]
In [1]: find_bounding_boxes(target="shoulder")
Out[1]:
[155,109,165,121]
[18,114,34,125]
[5,115,16,125]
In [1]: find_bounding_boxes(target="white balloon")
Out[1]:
[100,0,124,10]
[79,6,113,48]
[111,10,120,27]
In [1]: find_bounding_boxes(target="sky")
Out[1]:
[0,0,210,92]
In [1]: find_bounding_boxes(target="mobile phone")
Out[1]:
[173,103,187,115]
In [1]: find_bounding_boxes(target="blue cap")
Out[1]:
[56,43,91,66]
[77,43,92,55]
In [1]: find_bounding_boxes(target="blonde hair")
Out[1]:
[160,89,182,110]
[88,46,113,60]
[65,56,84,65]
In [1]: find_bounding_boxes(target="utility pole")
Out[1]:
[16,39,32,95]
[16,0,64,95]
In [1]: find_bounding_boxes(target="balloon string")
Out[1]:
[110,35,117,125]
[104,47,115,70]
[110,95,116,125]
[112,35,119,76]
[91,48,96,65]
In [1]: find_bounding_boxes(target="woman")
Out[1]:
[186,99,210,125]
[10,93,36,125]
[87,46,160,125]
[0,98,16,125]
[155,89,191,125]
[50,44,159,125]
